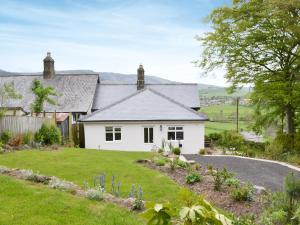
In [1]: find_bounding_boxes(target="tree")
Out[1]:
[31,79,59,114]
[0,82,22,118]
[197,0,300,134]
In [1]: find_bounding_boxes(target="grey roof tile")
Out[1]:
[0,73,99,112]
[82,88,207,122]
[92,83,200,110]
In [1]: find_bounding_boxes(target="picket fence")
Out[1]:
[0,116,54,134]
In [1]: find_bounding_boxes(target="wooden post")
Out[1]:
[236,97,239,132]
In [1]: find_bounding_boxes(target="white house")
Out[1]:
[81,65,208,154]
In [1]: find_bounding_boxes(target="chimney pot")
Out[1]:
[43,52,55,79]
[137,64,145,90]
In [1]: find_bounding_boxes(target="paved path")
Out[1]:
[184,155,300,191]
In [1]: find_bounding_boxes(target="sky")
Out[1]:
[0,0,231,86]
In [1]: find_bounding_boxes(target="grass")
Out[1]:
[205,121,249,135]
[0,148,182,204]
[201,104,253,121]
[0,175,143,225]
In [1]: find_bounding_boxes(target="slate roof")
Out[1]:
[92,83,200,111]
[0,71,99,113]
[82,88,207,122]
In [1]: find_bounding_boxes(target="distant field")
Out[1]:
[205,121,249,135]
[198,84,250,98]
[201,104,253,122]
[200,104,253,135]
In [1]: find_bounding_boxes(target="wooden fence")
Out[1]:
[0,116,54,134]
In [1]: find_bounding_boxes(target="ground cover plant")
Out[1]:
[0,174,143,225]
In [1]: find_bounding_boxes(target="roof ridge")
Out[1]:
[147,88,207,119]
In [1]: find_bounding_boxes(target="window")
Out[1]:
[144,127,153,143]
[105,127,121,142]
[168,126,184,141]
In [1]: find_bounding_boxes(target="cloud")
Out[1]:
[0,0,229,86]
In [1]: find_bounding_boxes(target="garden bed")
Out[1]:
[139,157,265,219]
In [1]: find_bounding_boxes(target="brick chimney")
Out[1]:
[137,64,144,90]
[43,52,55,79]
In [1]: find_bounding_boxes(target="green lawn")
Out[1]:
[0,149,182,204]
[0,175,143,225]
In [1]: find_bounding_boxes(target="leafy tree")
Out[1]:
[197,0,300,134]
[31,79,59,114]
[0,82,22,118]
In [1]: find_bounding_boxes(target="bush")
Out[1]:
[154,158,166,166]
[199,148,206,155]
[86,188,104,201]
[218,131,244,150]
[231,183,254,202]
[23,131,34,145]
[172,147,181,155]
[225,178,240,188]
[176,159,190,169]
[208,132,222,142]
[0,131,12,144]
[210,168,234,191]
[0,142,4,154]
[35,123,61,145]
[186,172,202,184]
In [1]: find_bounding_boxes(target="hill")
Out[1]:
[0,69,249,97]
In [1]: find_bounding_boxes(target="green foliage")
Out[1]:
[198,0,300,134]
[31,79,59,114]
[0,131,12,144]
[218,131,244,151]
[35,122,61,145]
[141,203,173,225]
[198,148,206,155]
[209,168,234,191]
[179,189,232,225]
[225,178,240,188]
[23,131,34,145]
[172,147,181,155]
[185,172,202,184]
[154,158,166,166]
[266,134,300,160]
[86,187,105,201]
[231,183,254,202]
[0,82,22,118]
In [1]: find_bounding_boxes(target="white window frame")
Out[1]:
[105,126,122,142]
[167,126,184,141]
[144,127,154,143]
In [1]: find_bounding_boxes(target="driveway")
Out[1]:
[184,155,300,191]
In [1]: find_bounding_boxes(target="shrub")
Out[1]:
[185,172,202,184]
[208,132,222,142]
[23,131,34,145]
[225,178,240,188]
[231,183,254,202]
[86,188,104,201]
[35,123,61,145]
[210,168,234,191]
[154,158,166,166]
[218,131,244,150]
[141,203,173,225]
[0,131,12,144]
[9,134,23,146]
[176,159,190,169]
[172,147,181,155]
[48,178,77,192]
[199,148,206,155]
[192,163,201,171]
[0,142,4,154]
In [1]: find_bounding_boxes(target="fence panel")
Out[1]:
[0,116,54,134]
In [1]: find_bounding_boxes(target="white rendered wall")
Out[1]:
[83,121,205,154]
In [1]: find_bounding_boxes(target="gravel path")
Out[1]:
[184,155,300,191]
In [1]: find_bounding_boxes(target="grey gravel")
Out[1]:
[185,155,300,191]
